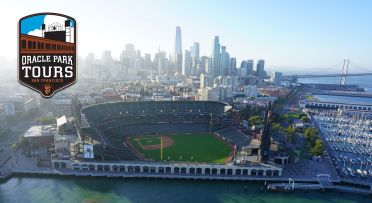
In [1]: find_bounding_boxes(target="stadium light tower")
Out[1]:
[160,136,163,161]
[209,113,213,133]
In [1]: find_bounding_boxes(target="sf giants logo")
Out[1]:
[18,13,77,97]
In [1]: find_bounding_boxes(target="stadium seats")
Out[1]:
[215,128,251,148]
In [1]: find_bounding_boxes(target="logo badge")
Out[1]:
[18,13,76,97]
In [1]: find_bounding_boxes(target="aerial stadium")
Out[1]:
[78,100,231,162]
[51,100,282,178]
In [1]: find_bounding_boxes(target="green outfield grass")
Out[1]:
[130,134,232,164]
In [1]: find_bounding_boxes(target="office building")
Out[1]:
[174,26,183,74]
[220,46,230,76]
[211,36,221,77]
[271,71,283,86]
[182,50,192,76]
[256,59,265,79]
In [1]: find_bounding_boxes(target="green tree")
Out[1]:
[300,114,309,123]
[310,139,324,156]
[249,115,263,126]
[272,123,282,133]
[11,143,19,151]
[304,127,317,145]
[35,116,56,124]
[285,125,296,142]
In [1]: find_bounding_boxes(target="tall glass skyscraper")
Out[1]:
[175,26,182,55]
[191,42,200,68]
[220,46,230,76]
[211,36,220,77]
[174,26,183,74]
[182,50,192,76]
[229,58,236,76]
[247,59,254,76]
[256,59,265,79]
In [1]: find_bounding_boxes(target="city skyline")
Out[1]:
[1,0,372,72]
[2,2,372,201]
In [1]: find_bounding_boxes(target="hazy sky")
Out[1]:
[1,0,372,72]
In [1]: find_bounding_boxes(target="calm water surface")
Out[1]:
[0,176,370,203]
[299,75,372,104]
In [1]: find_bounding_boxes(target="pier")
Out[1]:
[300,100,372,111]
[287,72,372,79]
[267,175,372,195]
[313,90,372,98]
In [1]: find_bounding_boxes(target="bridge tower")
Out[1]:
[339,59,349,85]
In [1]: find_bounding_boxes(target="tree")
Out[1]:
[273,96,285,109]
[300,114,309,123]
[249,115,263,126]
[285,125,296,142]
[272,123,282,133]
[304,127,317,146]
[11,143,19,151]
[35,116,56,124]
[310,139,324,156]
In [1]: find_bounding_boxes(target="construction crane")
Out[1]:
[339,59,349,85]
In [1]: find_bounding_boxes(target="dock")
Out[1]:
[314,90,372,98]
[267,175,372,195]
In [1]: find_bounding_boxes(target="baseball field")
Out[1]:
[129,133,232,164]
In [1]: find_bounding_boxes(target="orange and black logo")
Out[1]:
[18,13,77,97]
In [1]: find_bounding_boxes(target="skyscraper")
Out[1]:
[211,36,221,77]
[256,59,265,79]
[120,44,136,74]
[155,51,168,76]
[191,42,200,68]
[247,59,254,75]
[271,71,282,87]
[200,56,210,74]
[174,26,182,74]
[144,53,152,70]
[102,50,113,66]
[182,50,192,76]
[229,58,236,76]
[220,46,230,76]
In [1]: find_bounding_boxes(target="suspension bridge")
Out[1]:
[284,60,372,85]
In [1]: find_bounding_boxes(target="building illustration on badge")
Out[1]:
[18,13,77,97]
